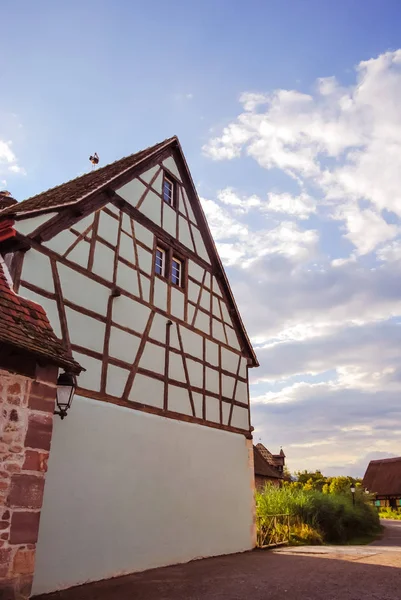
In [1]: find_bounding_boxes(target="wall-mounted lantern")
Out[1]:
[54,372,77,420]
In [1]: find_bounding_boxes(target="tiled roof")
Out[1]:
[0,259,81,372]
[253,446,283,479]
[363,457,401,497]
[0,137,176,217]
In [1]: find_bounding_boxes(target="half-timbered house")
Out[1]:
[0,136,258,595]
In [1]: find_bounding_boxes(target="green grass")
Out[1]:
[256,485,381,545]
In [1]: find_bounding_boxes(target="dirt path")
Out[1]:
[34,527,401,600]
[371,519,401,547]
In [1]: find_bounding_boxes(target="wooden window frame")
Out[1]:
[155,246,167,278]
[154,239,186,291]
[162,170,180,209]
[171,254,184,289]
[162,173,176,207]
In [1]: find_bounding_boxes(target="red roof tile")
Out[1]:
[253,446,283,479]
[362,457,401,497]
[0,259,81,372]
[0,137,176,217]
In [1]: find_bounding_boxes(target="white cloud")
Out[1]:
[264,191,316,220]
[334,204,398,255]
[0,139,24,176]
[377,239,401,262]
[204,49,401,255]
[202,49,401,474]
[200,196,318,267]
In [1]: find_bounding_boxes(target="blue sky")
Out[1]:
[3,1,401,475]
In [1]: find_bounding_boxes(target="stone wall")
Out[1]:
[0,364,58,599]
[255,474,281,492]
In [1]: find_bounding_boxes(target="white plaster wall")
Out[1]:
[193,392,203,418]
[108,327,141,363]
[206,396,220,423]
[116,178,147,207]
[111,295,150,333]
[44,229,77,255]
[58,263,110,316]
[163,156,182,181]
[137,246,152,275]
[188,280,200,303]
[178,216,194,251]
[213,276,223,297]
[119,232,135,263]
[163,204,176,237]
[140,275,151,302]
[66,240,90,268]
[180,326,203,359]
[140,191,162,226]
[192,227,210,263]
[33,399,254,595]
[226,326,241,350]
[169,352,186,382]
[170,287,184,321]
[116,262,139,297]
[129,373,164,406]
[22,250,54,293]
[72,214,94,234]
[139,342,165,374]
[92,242,115,281]
[235,380,249,404]
[168,384,192,415]
[66,308,105,353]
[231,406,249,430]
[14,212,57,235]
[139,165,158,184]
[98,212,119,245]
[222,375,235,399]
[152,171,163,195]
[153,278,168,311]
[188,260,204,282]
[194,310,210,334]
[133,221,153,249]
[206,340,219,366]
[212,318,226,343]
[182,189,196,223]
[106,364,129,397]
[186,358,203,389]
[222,348,239,373]
[72,352,102,391]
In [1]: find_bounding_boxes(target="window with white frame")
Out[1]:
[171,257,182,286]
[155,247,166,276]
[163,177,174,205]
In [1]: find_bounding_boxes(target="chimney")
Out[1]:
[0,191,18,211]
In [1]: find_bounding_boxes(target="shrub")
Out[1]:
[379,508,401,520]
[256,484,380,545]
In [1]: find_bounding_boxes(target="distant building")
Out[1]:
[363,457,401,509]
[254,443,285,490]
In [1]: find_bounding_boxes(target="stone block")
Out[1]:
[10,512,40,545]
[7,383,21,396]
[13,549,35,575]
[24,414,53,451]
[9,475,44,510]
[28,382,56,413]
[22,451,48,473]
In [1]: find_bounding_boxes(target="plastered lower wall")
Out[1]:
[32,397,254,594]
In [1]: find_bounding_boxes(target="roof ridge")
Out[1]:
[0,136,177,217]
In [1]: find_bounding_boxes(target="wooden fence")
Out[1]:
[256,513,291,548]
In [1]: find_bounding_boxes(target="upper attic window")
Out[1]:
[163,175,175,206]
